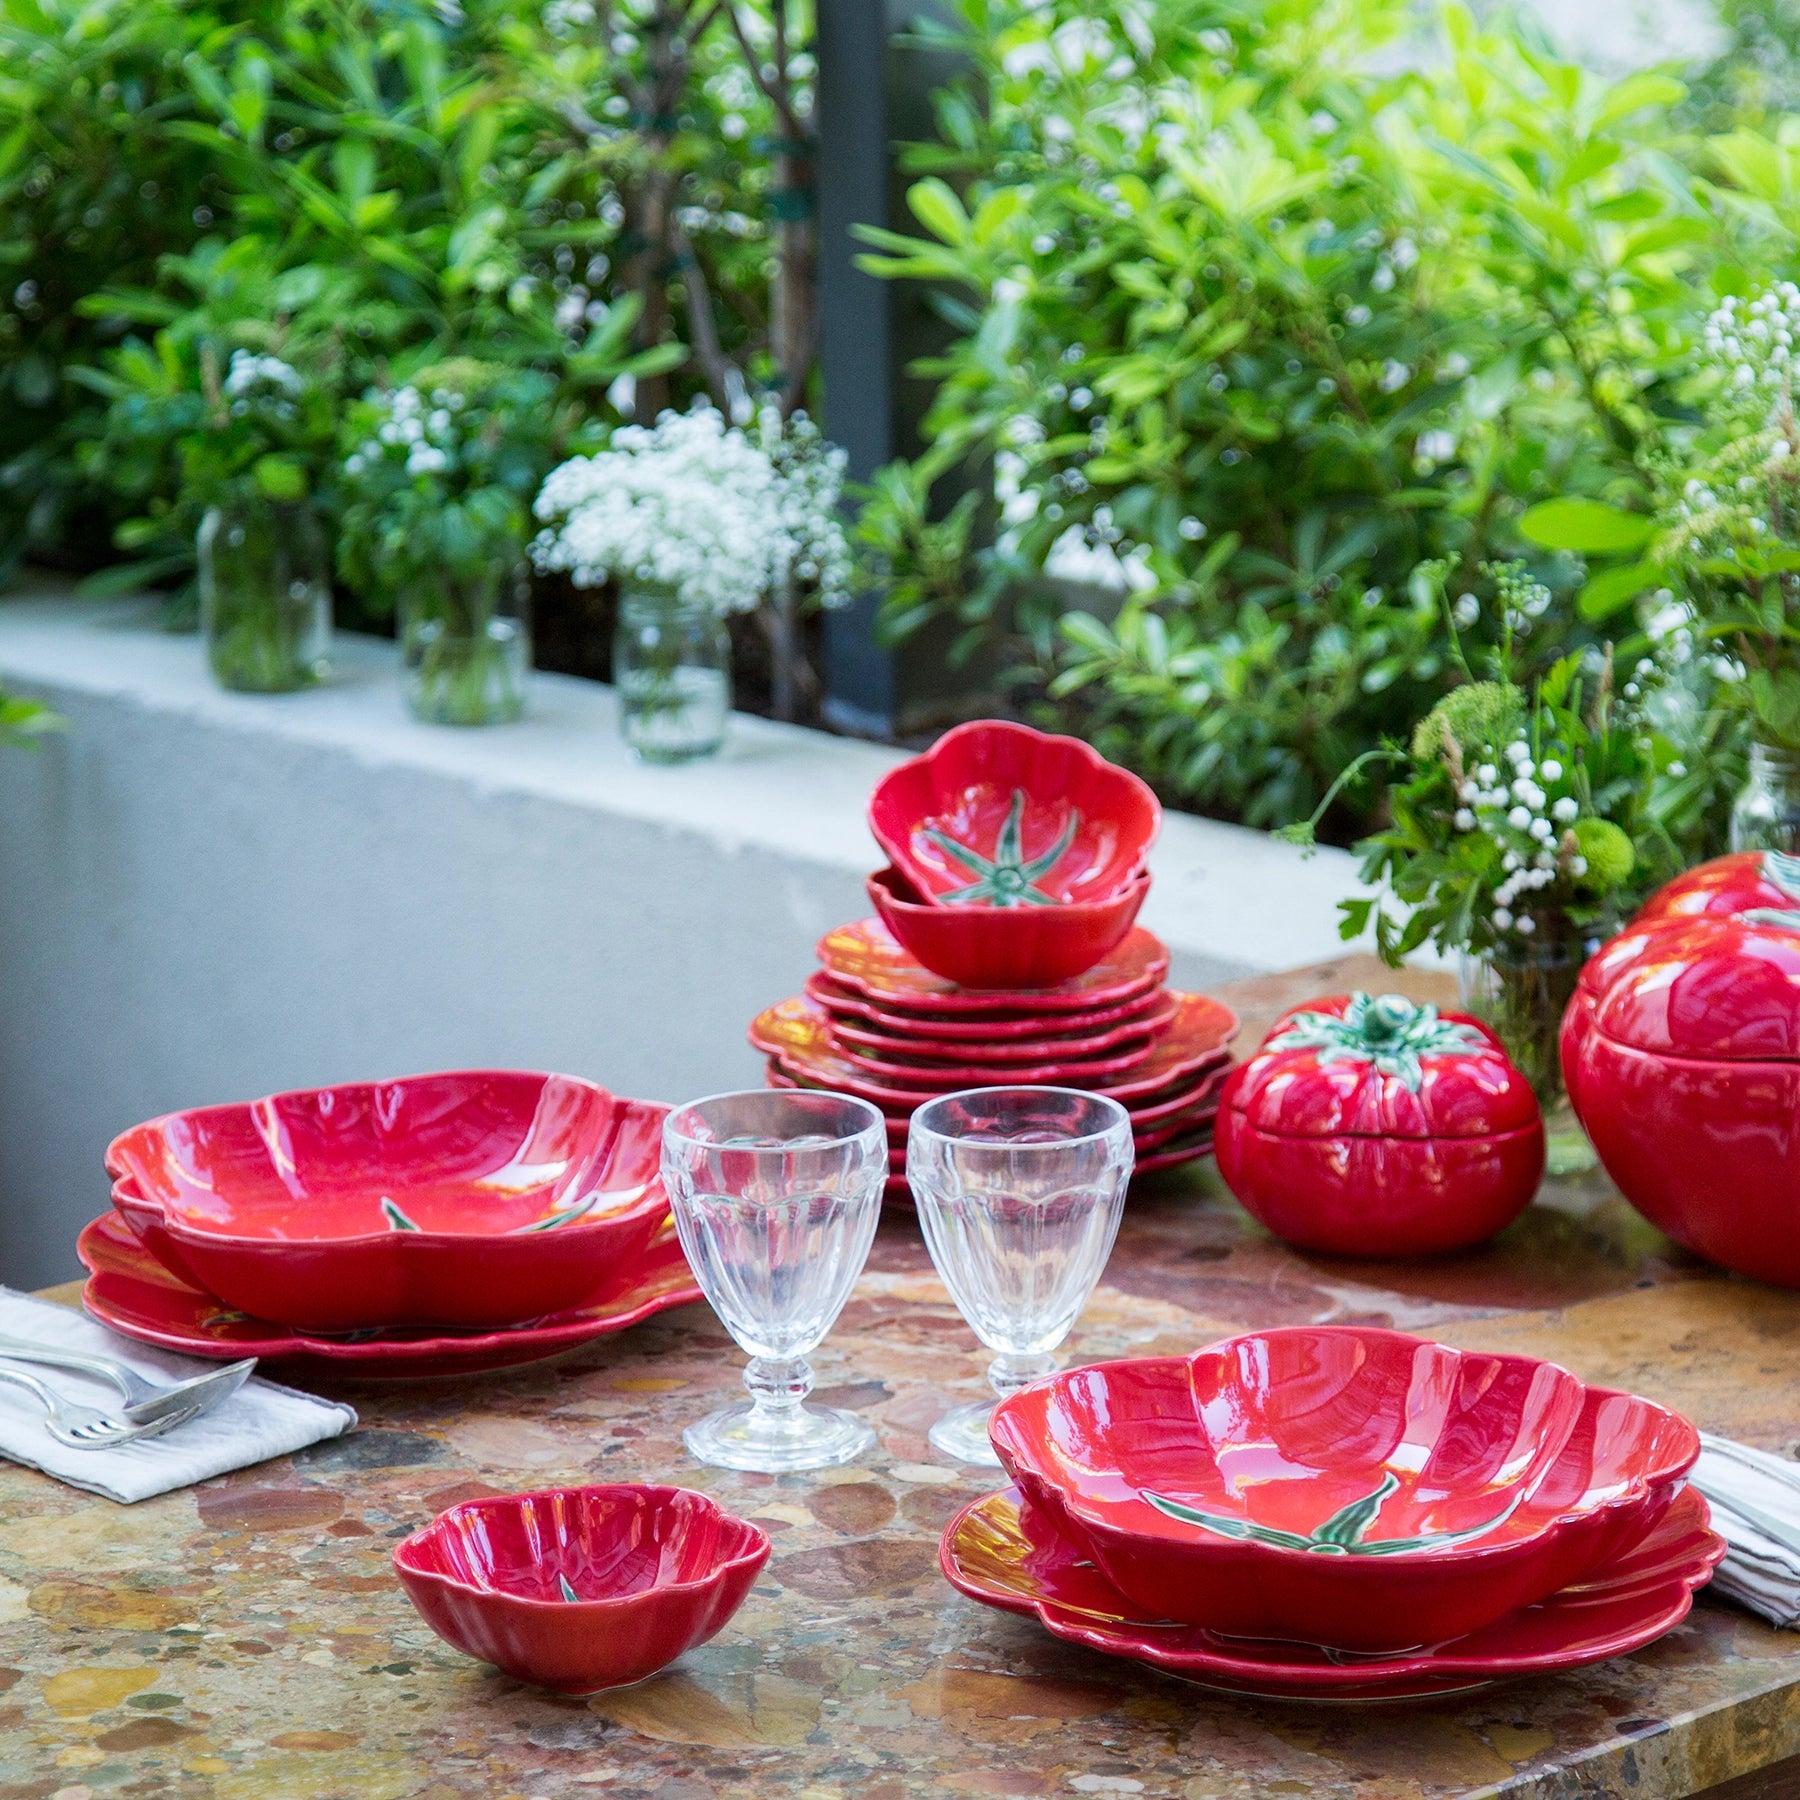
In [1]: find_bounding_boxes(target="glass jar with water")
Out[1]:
[613,586,731,763]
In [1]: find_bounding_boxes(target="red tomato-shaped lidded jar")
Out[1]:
[1564,851,1800,1287]
[1215,992,1545,1258]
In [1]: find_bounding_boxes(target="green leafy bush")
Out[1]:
[858,0,1781,833]
[0,0,807,588]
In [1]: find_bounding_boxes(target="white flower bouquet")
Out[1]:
[530,401,850,616]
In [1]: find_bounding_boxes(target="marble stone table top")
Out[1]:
[3,954,1799,1800]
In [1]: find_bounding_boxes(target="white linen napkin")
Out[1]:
[0,1288,356,1504]
[1691,1433,1800,1628]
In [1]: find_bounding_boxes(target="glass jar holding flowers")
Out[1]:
[1653,284,1800,851]
[338,364,558,726]
[531,401,850,762]
[1329,622,1665,1112]
[194,348,334,693]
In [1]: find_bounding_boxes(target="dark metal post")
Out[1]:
[817,0,972,739]
[817,0,898,736]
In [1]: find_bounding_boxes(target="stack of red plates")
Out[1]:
[748,919,1235,1199]
[941,1326,1719,1701]
[81,1069,702,1378]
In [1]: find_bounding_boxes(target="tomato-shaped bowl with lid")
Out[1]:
[1214,992,1544,1259]
[1564,851,1800,1287]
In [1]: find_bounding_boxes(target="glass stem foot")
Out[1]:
[683,1355,874,1474]
[930,1351,1060,1467]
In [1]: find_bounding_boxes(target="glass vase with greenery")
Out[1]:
[1655,284,1800,852]
[191,348,335,692]
[71,238,341,690]
[338,363,564,726]
[1305,566,1695,1110]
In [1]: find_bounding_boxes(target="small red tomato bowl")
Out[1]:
[988,1326,1697,1654]
[105,1072,673,1331]
[866,866,1149,991]
[1214,992,1544,1259]
[868,719,1159,909]
[393,1485,770,1694]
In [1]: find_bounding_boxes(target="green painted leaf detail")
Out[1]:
[1327,1485,1533,1555]
[1145,1492,1317,1552]
[1311,1470,1400,1546]
[558,1573,580,1603]
[1764,851,1800,904]
[1146,1469,1525,1557]
[1264,992,1485,1093]
[1741,907,1800,934]
[922,790,1082,908]
[381,1198,421,1232]
[515,1193,602,1233]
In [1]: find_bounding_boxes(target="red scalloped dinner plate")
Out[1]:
[803,973,1169,1042]
[77,1210,702,1379]
[753,991,1235,1107]
[829,991,1180,1067]
[818,920,1169,1015]
[939,1484,1723,1701]
[827,1026,1159,1084]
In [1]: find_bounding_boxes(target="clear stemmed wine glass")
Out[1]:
[661,1088,887,1472]
[907,1086,1134,1467]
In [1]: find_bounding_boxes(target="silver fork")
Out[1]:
[0,1335,253,1427]
[0,1365,200,1449]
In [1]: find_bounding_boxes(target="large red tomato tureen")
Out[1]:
[1564,850,1800,1287]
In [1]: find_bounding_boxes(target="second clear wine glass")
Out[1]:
[661,1088,886,1472]
[907,1086,1134,1466]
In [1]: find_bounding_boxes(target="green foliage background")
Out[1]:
[0,0,790,607]
[858,0,1800,836]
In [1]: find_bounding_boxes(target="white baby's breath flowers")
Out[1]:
[224,349,303,420]
[345,384,463,481]
[531,401,850,616]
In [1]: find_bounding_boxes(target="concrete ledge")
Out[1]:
[0,589,1369,1286]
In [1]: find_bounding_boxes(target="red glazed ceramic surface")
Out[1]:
[988,1327,1698,1653]
[868,719,1160,908]
[849,1068,1229,1155]
[818,918,1170,1014]
[1133,1126,1215,1173]
[867,866,1148,989]
[77,1209,702,1379]
[752,992,1234,1107]
[1565,851,1800,1286]
[823,1019,1158,1085]
[829,990,1178,1065]
[394,1485,769,1693]
[939,1484,1723,1702]
[1215,993,1543,1258]
[1629,848,1800,928]
[105,1073,672,1331]
[802,973,1167,1041]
